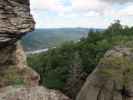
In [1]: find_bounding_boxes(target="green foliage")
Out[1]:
[12,79,25,85]
[27,20,133,96]
[0,66,25,86]
[28,41,76,89]
[77,21,133,74]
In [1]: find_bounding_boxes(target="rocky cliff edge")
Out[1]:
[0,0,70,100]
[77,46,133,100]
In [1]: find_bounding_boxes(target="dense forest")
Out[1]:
[27,20,133,99]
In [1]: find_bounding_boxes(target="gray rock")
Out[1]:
[76,46,133,100]
[0,86,71,100]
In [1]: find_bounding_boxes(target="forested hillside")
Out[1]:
[21,28,93,51]
[27,20,133,99]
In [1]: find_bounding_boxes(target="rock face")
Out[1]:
[0,42,40,87]
[77,46,133,100]
[0,0,35,47]
[0,0,38,88]
[0,86,70,100]
[0,0,70,100]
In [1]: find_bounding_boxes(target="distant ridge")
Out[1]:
[22,28,104,51]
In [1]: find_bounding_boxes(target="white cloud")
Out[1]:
[71,0,108,13]
[30,0,133,28]
[30,0,65,12]
[103,3,133,18]
[38,14,110,28]
[118,4,133,16]
[30,0,133,17]
[101,0,133,4]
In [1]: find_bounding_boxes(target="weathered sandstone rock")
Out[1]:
[0,0,71,100]
[0,42,40,87]
[0,86,71,100]
[0,0,38,87]
[77,46,133,100]
[0,0,35,47]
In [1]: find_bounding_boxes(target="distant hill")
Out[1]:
[21,28,103,51]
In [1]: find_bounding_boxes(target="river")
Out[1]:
[26,47,56,55]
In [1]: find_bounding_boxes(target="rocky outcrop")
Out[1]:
[0,41,71,100]
[0,86,70,100]
[0,0,70,100]
[0,0,35,47]
[0,0,38,88]
[0,42,40,87]
[77,46,133,100]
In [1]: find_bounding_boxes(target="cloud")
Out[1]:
[30,0,65,12]
[30,0,133,15]
[69,0,133,17]
[103,4,133,18]
[30,0,133,28]
[71,0,108,12]
[101,0,133,4]
[120,5,133,16]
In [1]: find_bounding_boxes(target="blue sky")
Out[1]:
[30,0,133,28]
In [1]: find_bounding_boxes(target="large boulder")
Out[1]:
[76,46,133,100]
[0,0,39,89]
[0,0,38,88]
[0,86,71,100]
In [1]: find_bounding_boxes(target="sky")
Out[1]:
[30,0,133,28]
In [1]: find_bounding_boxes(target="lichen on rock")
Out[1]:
[76,46,133,100]
[0,86,71,100]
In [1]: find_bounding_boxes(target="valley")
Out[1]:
[21,28,103,51]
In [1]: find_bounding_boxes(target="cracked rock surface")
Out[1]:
[0,0,71,100]
[0,86,71,100]
[0,0,35,47]
[77,46,133,100]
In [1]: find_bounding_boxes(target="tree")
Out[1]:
[106,20,123,34]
